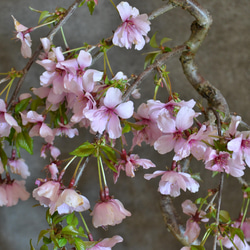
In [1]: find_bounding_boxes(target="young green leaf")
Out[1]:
[149,32,159,48]
[30,239,36,250]
[15,97,31,113]
[16,130,34,154]
[70,142,95,157]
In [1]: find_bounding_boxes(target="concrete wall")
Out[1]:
[0,0,249,249]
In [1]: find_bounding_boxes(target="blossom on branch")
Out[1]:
[88,235,123,250]
[112,1,151,50]
[85,87,134,139]
[0,99,21,137]
[91,198,131,228]
[144,170,199,197]
[182,199,208,244]
[12,15,32,58]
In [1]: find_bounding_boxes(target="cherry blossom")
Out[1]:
[154,106,199,155]
[112,1,151,50]
[85,87,134,139]
[32,181,61,208]
[88,235,123,250]
[114,150,156,183]
[12,15,32,58]
[91,198,131,228]
[182,199,208,243]
[8,158,30,179]
[0,99,21,137]
[4,180,30,207]
[132,102,162,148]
[50,188,90,215]
[144,170,199,197]
[204,148,245,177]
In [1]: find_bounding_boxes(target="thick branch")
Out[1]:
[8,0,83,109]
[160,195,190,246]
[169,0,229,120]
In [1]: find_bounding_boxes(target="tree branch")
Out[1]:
[169,0,229,120]
[122,45,187,102]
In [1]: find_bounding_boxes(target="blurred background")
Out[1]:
[0,0,249,249]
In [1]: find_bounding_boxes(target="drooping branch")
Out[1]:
[8,0,83,109]
[169,0,229,120]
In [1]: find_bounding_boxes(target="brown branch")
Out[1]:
[169,0,229,120]
[8,0,83,109]
[148,2,177,21]
[122,45,187,102]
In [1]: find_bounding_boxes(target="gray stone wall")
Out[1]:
[0,0,249,249]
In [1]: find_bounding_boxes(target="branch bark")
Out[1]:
[169,0,229,120]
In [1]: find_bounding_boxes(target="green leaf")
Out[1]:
[144,52,160,69]
[61,225,81,236]
[122,122,131,134]
[219,210,231,223]
[40,245,49,250]
[100,145,117,163]
[78,0,86,7]
[42,236,51,245]
[58,238,67,247]
[84,241,99,248]
[0,147,8,167]
[87,0,95,15]
[30,239,36,250]
[74,238,86,250]
[101,155,117,173]
[38,11,51,23]
[66,213,79,227]
[230,227,245,243]
[37,230,49,244]
[15,97,31,113]
[70,142,95,157]
[150,32,159,48]
[163,47,172,52]
[16,130,33,154]
[52,213,66,225]
[46,209,52,225]
[160,37,172,45]
[191,246,205,250]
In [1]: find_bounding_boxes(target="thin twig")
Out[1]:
[213,172,224,250]
[122,45,187,102]
[7,0,83,109]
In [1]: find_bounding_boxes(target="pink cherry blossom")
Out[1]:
[51,188,90,215]
[85,87,134,139]
[4,180,30,207]
[0,185,8,206]
[182,199,208,243]
[91,198,131,228]
[144,170,199,197]
[131,102,162,148]
[0,99,21,137]
[220,220,250,250]
[32,181,61,207]
[114,150,156,183]
[88,235,123,250]
[40,144,61,160]
[154,106,199,155]
[112,1,151,50]
[8,158,30,179]
[204,148,245,177]
[12,16,32,58]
